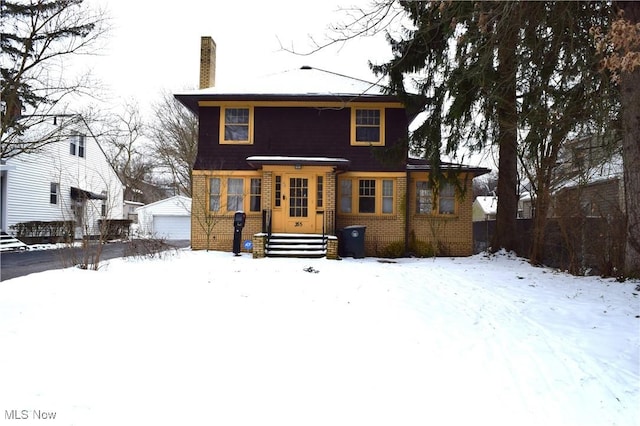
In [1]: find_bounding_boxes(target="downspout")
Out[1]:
[405,169,411,256]
[334,168,347,236]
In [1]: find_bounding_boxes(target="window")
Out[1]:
[250,178,261,212]
[50,183,59,204]
[438,183,456,214]
[340,177,394,215]
[317,176,323,208]
[416,181,433,214]
[78,136,85,157]
[220,107,253,144]
[416,181,456,215]
[209,176,261,213]
[351,108,384,146]
[274,175,282,207]
[340,179,352,213]
[359,180,376,213]
[209,178,221,212]
[70,134,86,157]
[382,180,394,214]
[227,178,244,211]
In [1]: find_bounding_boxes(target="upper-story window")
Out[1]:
[70,134,86,157]
[220,106,254,144]
[351,108,384,146]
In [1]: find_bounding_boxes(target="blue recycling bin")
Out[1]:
[339,225,366,258]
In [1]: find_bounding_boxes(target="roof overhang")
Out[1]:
[407,159,491,177]
[246,156,350,169]
[174,92,401,116]
[71,187,107,201]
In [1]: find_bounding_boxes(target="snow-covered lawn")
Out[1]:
[0,250,638,426]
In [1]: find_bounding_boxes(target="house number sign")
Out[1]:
[295,221,303,227]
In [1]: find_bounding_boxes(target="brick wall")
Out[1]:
[336,176,407,256]
[407,173,474,256]
[191,173,261,253]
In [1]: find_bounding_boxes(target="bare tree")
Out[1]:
[101,100,156,202]
[1,0,110,159]
[147,90,198,197]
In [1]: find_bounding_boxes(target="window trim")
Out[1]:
[339,177,395,216]
[219,106,254,144]
[70,134,86,157]
[208,175,262,214]
[415,180,458,216]
[50,182,59,205]
[350,107,385,146]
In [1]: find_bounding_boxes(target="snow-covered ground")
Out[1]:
[0,249,638,426]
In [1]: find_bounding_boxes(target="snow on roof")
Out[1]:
[554,152,623,193]
[474,196,498,215]
[176,66,389,98]
[135,195,192,214]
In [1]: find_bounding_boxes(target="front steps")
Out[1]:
[265,233,328,258]
[0,232,28,252]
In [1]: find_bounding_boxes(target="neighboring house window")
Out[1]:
[100,191,107,216]
[351,108,384,146]
[209,178,221,212]
[416,181,457,215]
[220,107,253,144]
[250,178,261,212]
[50,182,59,204]
[227,178,244,211]
[340,178,395,215]
[70,134,86,157]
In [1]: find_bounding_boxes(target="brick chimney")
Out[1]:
[199,36,216,89]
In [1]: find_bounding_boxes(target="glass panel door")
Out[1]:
[289,177,308,217]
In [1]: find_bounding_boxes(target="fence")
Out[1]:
[473,217,625,276]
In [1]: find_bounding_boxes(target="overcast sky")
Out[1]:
[87,0,395,110]
[81,1,493,169]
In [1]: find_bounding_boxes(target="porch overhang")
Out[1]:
[407,159,491,177]
[246,156,350,170]
[70,187,107,201]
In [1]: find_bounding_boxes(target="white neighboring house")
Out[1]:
[0,122,124,240]
[135,195,191,240]
[472,196,498,222]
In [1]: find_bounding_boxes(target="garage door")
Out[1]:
[153,215,190,240]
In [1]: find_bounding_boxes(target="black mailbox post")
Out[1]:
[233,211,246,256]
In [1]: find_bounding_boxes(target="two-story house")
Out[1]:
[175,37,489,258]
[1,119,124,243]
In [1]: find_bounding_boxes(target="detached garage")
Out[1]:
[135,195,191,240]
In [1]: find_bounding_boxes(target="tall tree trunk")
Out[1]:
[530,173,552,266]
[619,1,640,277]
[492,7,519,253]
